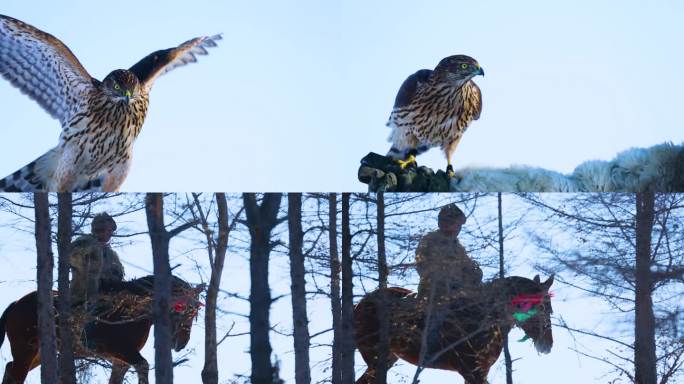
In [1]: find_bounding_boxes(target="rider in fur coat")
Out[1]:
[415,204,483,356]
[70,213,124,308]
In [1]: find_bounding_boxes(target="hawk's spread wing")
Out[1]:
[0,15,94,126]
[129,34,221,92]
[393,69,432,108]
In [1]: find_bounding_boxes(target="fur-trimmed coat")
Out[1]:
[415,230,482,300]
[69,234,124,304]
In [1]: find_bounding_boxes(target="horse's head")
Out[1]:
[504,274,554,354]
[170,278,206,352]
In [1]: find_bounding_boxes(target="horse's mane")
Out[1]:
[489,276,542,293]
[93,275,194,319]
[100,274,191,297]
[482,276,548,305]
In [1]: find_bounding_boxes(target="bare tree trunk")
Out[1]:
[201,193,230,384]
[340,193,355,383]
[244,193,282,384]
[329,193,342,384]
[146,193,174,384]
[288,193,311,384]
[524,193,684,382]
[634,192,657,384]
[375,192,390,384]
[498,193,513,384]
[35,192,58,384]
[57,193,76,384]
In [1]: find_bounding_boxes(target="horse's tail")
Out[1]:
[0,301,15,349]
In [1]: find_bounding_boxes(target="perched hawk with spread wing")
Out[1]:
[386,55,484,177]
[0,15,220,192]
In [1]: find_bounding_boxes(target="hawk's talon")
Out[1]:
[446,164,455,178]
[396,155,417,170]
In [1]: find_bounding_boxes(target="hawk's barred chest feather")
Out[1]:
[388,80,481,148]
[61,90,149,176]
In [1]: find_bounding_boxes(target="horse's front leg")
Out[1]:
[118,351,149,384]
[460,366,490,384]
[131,353,150,384]
[108,360,130,384]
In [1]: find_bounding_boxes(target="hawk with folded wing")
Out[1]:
[0,15,221,192]
[386,55,484,177]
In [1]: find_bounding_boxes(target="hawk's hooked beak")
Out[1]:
[125,90,132,98]
[476,66,485,77]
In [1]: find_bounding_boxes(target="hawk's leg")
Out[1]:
[387,133,420,170]
[51,144,86,191]
[102,158,132,192]
[444,135,464,178]
[51,165,80,192]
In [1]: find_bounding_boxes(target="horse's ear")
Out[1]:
[542,274,555,290]
[195,283,207,294]
[533,275,540,284]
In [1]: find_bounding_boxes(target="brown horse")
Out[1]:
[354,275,554,384]
[0,275,204,384]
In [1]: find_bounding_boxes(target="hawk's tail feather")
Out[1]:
[0,149,59,192]
[0,149,103,192]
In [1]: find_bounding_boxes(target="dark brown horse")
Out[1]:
[354,275,554,384]
[0,275,204,384]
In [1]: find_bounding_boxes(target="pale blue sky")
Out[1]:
[1,1,683,191]
[0,193,658,384]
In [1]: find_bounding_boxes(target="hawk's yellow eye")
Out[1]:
[114,83,120,91]
[460,63,469,70]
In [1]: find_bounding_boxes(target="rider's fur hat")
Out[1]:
[438,204,466,228]
[92,213,117,233]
